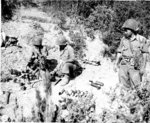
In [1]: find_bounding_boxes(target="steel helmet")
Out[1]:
[56,36,67,45]
[122,19,139,32]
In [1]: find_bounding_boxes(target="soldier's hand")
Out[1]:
[50,70,57,76]
[31,71,35,75]
[140,68,145,75]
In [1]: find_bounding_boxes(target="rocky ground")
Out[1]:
[1,8,150,122]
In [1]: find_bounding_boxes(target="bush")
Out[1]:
[85,5,115,32]
[69,31,86,59]
[57,89,96,122]
[2,0,17,21]
[101,1,150,56]
[105,80,150,123]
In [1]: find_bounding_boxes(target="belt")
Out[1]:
[121,57,134,65]
[122,56,132,62]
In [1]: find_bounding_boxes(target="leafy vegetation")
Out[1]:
[2,0,150,55]
[2,0,17,21]
[104,81,150,123]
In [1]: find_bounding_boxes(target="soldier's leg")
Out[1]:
[128,68,141,89]
[119,65,131,89]
[60,62,76,86]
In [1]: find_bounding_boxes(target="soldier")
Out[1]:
[114,19,148,91]
[53,35,82,86]
[27,35,51,94]
[27,36,48,75]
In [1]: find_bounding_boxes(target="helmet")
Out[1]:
[56,36,67,45]
[32,37,42,46]
[122,19,139,32]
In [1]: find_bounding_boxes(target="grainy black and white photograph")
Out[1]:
[1,0,150,122]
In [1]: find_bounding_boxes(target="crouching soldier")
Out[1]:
[27,35,52,94]
[27,36,48,76]
[53,35,82,86]
[115,19,148,92]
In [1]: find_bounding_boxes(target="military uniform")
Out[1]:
[27,37,52,93]
[27,37,48,73]
[115,19,149,90]
[55,36,81,80]
[59,44,77,78]
[117,34,147,88]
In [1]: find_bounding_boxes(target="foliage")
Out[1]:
[105,80,150,123]
[85,5,115,32]
[69,31,86,59]
[56,89,96,122]
[3,1,150,54]
[40,1,150,55]
[113,1,150,37]
[100,1,150,55]
[2,0,17,21]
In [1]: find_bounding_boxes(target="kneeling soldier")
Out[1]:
[53,35,82,86]
[27,36,52,94]
[27,36,48,76]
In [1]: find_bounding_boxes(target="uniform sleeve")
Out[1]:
[117,38,124,53]
[27,50,34,67]
[140,37,149,53]
[28,49,34,60]
[42,46,49,57]
[68,45,75,60]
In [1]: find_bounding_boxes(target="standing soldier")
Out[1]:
[115,19,148,92]
[53,35,82,86]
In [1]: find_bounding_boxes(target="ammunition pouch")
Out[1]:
[121,54,143,70]
[120,57,132,65]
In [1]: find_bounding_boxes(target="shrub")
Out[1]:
[85,5,115,32]
[104,79,150,123]
[69,31,86,59]
[2,0,17,21]
[56,89,96,122]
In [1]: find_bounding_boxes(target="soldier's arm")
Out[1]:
[42,46,49,57]
[67,46,75,62]
[114,53,122,68]
[140,38,149,71]
[140,36,149,53]
[26,50,36,70]
[115,38,123,67]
